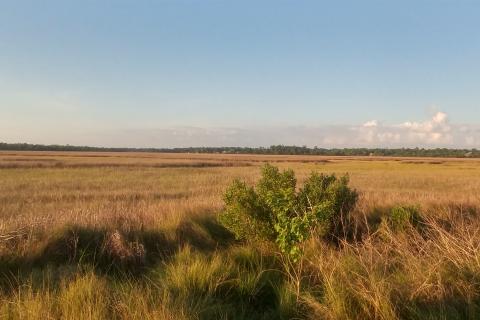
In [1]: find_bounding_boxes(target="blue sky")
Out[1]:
[1,0,479,147]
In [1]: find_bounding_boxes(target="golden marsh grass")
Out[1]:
[1,151,480,319]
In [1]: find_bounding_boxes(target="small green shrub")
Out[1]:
[219,164,358,261]
[387,205,423,231]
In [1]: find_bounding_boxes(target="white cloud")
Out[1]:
[395,112,453,145]
[433,111,448,124]
[363,120,378,128]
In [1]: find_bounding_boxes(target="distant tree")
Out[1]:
[1,142,478,158]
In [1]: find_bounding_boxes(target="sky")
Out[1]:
[0,0,479,148]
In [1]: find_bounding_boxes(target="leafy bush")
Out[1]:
[386,205,423,231]
[219,164,358,261]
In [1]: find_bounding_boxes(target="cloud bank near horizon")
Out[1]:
[2,112,479,148]
[100,112,477,148]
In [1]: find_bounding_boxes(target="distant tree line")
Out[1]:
[0,142,478,158]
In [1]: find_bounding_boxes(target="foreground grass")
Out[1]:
[0,221,296,319]
[2,210,479,319]
[1,152,480,319]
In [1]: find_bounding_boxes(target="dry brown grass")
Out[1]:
[1,151,480,319]
[2,151,479,235]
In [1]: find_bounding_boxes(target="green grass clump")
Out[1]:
[151,245,299,320]
[385,205,423,231]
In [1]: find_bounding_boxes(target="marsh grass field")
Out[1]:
[1,151,480,319]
